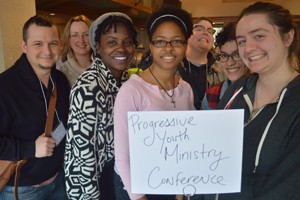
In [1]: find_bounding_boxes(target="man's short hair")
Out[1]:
[23,15,59,43]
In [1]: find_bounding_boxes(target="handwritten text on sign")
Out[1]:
[128,110,244,195]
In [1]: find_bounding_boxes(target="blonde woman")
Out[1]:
[57,15,92,86]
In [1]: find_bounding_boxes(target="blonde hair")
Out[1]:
[61,15,92,62]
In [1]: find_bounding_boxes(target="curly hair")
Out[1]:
[146,6,193,42]
[94,15,138,47]
[214,22,236,48]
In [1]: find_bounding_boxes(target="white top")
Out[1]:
[56,54,88,86]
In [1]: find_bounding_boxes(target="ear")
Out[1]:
[149,43,153,53]
[96,42,101,55]
[284,29,295,47]
[21,40,27,53]
[182,43,188,54]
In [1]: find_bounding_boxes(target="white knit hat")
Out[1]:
[89,12,133,52]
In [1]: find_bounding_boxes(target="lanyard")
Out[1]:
[39,75,61,122]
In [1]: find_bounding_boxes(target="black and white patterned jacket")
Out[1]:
[64,56,127,199]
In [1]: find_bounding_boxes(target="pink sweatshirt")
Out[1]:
[114,74,195,199]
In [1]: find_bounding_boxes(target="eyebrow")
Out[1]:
[31,40,59,44]
[236,28,269,39]
[154,35,183,38]
[249,28,269,34]
[71,31,89,33]
[105,35,132,41]
[220,50,238,54]
[194,24,213,28]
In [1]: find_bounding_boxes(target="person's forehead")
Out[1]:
[28,24,58,33]
[100,23,130,38]
[194,20,213,28]
[26,24,59,40]
[70,21,89,29]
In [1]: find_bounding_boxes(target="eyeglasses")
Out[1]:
[216,51,241,62]
[193,25,216,35]
[70,32,89,40]
[151,40,186,48]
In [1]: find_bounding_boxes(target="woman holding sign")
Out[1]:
[114,6,194,200]
[204,2,300,200]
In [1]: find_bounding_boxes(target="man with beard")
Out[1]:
[0,15,69,199]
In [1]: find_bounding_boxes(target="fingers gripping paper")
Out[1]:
[128,110,244,195]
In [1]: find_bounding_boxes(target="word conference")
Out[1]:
[128,110,243,195]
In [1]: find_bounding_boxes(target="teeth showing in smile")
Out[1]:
[162,56,175,59]
[249,54,264,61]
[114,56,126,60]
[227,68,239,73]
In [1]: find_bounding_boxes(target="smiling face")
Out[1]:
[69,21,91,57]
[188,19,214,53]
[97,23,135,78]
[21,24,61,74]
[149,21,187,71]
[236,13,292,75]
[219,40,247,82]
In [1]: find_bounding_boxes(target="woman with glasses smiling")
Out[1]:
[57,15,92,86]
[114,6,194,200]
[201,22,249,110]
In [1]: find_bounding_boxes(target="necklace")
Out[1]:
[149,68,176,108]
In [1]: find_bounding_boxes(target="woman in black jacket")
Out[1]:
[201,2,300,200]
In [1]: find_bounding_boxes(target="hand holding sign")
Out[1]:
[128,110,244,195]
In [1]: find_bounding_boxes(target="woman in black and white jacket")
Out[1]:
[64,12,138,200]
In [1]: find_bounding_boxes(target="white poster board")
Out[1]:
[128,110,244,195]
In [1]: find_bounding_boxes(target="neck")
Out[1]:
[148,66,175,90]
[33,68,51,88]
[186,46,208,65]
[75,54,91,69]
[148,66,177,108]
[39,75,50,88]
[254,69,297,110]
[258,68,296,91]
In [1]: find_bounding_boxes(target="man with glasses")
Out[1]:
[177,17,224,110]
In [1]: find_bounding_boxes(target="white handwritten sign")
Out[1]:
[128,110,244,195]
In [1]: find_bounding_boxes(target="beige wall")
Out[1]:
[181,0,300,18]
[285,0,300,15]
[0,23,4,72]
[0,0,35,72]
